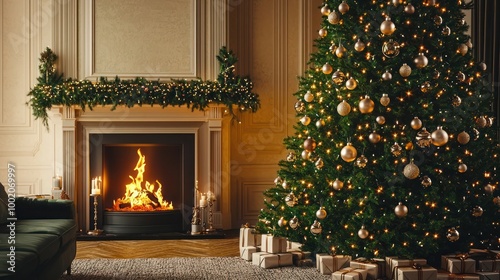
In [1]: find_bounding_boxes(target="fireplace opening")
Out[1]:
[89,133,195,235]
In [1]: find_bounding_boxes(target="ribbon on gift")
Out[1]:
[259,254,282,268]
[339,268,364,280]
[355,257,383,278]
[391,263,426,280]
[447,254,469,273]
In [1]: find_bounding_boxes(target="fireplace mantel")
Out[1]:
[51,104,228,232]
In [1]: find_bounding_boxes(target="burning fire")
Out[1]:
[111,149,173,211]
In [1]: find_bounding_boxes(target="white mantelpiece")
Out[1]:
[52,105,225,232]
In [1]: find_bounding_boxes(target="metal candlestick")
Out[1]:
[87,194,104,235]
[206,200,216,232]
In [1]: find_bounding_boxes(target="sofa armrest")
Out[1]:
[15,197,75,220]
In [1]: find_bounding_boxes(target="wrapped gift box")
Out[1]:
[386,256,427,279]
[239,227,261,248]
[287,240,302,251]
[441,255,476,274]
[266,235,287,253]
[332,267,368,280]
[296,258,314,267]
[476,259,500,272]
[240,246,259,261]
[476,272,500,280]
[290,251,311,266]
[396,265,437,280]
[252,252,271,266]
[316,253,329,270]
[351,257,386,280]
[258,253,293,269]
[260,234,270,252]
[317,254,351,275]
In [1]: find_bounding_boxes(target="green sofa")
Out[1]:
[0,184,77,280]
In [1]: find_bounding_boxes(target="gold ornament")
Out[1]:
[354,39,366,52]
[394,202,408,217]
[458,44,468,56]
[442,26,451,36]
[304,137,317,152]
[282,179,288,189]
[337,100,352,116]
[278,217,287,227]
[476,116,487,128]
[330,43,337,54]
[494,196,500,207]
[310,220,322,235]
[359,96,375,113]
[316,119,325,128]
[452,95,462,107]
[376,116,386,125]
[369,131,381,143]
[322,63,333,75]
[457,131,470,145]
[404,4,415,14]
[433,70,441,79]
[289,216,299,229]
[446,227,460,242]
[411,117,423,130]
[304,91,314,102]
[431,126,449,146]
[328,11,340,24]
[301,150,311,160]
[416,128,432,148]
[336,43,347,58]
[427,0,437,6]
[391,142,403,156]
[380,17,396,35]
[285,192,297,207]
[382,71,393,81]
[315,158,324,169]
[356,155,368,168]
[421,176,432,187]
[338,1,349,14]
[472,128,480,140]
[273,176,282,185]
[346,77,357,90]
[458,163,468,173]
[332,178,344,190]
[472,206,483,217]
[392,0,403,6]
[319,28,328,38]
[479,62,487,71]
[485,184,495,194]
[316,206,327,219]
[341,142,357,162]
[414,53,429,69]
[294,101,305,112]
[420,81,431,93]
[434,15,443,25]
[332,69,346,85]
[358,226,369,239]
[399,63,412,78]
[300,115,311,126]
[382,40,400,58]
[403,160,420,179]
[487,117,494,127]
[457,71,466,82]
[320,5,331,16]
[286,152,296,162]
[380,94,390,106]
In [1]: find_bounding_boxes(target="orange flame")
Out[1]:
[111,149,173,211]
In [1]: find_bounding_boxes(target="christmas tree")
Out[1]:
[257,0,499,260]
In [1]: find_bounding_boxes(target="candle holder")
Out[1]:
[206,199,216,232]
[87,193,104,236]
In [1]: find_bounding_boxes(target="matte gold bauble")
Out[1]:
[346,77,357,90]
[458,44,468,56]
[457,131,470,145]
[322,63,333,75]
[328,11,340,24]
[316,119,325,128]
[341,142,357,162]
[380,93,390,106]
[316,206,327,219]
[359,96,375,113]
[416,128,432,147]
[431,126,449,146]
[404,4,415,14]
[289,216,299,229]
[452,95,462,107]
[391,142,403,156]
[422,176,432,187]
[338,1,349,14]
[434,15,443,25]
[399,63,412,77]
[336,43,347,58]
[476,116,487,128]
[278,217,287,227]
[310,220,322,235]
[442,26,451,36]
[332,69,346,85]
[358,226,369,239]
[376,116,386,125]
[411,117,423,130]
[354,39,366,52]
[286,152,296,162]
[315,158,324,169]
[382,71,393,81]
[472,206,483,217]
[294,101,305,113]
[395,202,408,217]
[337,100,351,116]
[447,227,460,242]
[369,131,381,143]
[285,192,297,207]
[458,163,467,173]
[466,39,473,49]
[300,115,311,125]
[414,53,429,69]
[484,184,495,194]
[356,155,368,168]
[304,91,314,102]
[304,137,317,152]
[403,161,420,179]
[301,150,311,160]
[332,178,344,190]
[320,4,331,16]
[319,28,328,38]
[380,17,396,35]
[382,40,400,58]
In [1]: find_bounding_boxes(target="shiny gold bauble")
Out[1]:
[338,1,349,14]
[310,220,322,235]
[316,119,325,128]
[458,163,468,173]
[404,4,415,14]
[452,95,462,107]
[346,77,357,90]
[420,81,432,93]
[416,128,432,147]
[278,217,287,227]
[485,184,495,194]
[303,137,317,152]
[294,101,305,112]
[356,155,368,168]
[376,116,386,125]
[341,142,357,162]
[322,63,333,75]
[382,40,400,58]
[433,70,441,79]
[285,192,297,207]
[399,63,412,78]
[380,17,396,35]
[369,131,381,143]
[358,226,369,239]
[328,11,340,24]
[476,116,487,128]
[300,115,311,126]
[301,150,311,160]
[332,178,344,190]
[315,158,324,169]
[422,176,432,187]
[447,227,460,242]
[457,131,470,145]
[380,93,390,106]
[395,202,408,217]
[354,39,366,52]
[472,206,483,217]
[414,53,429,69]
[434,15,443,25]
[391,142,403,156]
[457,71,466,82]
[282,179,288,189]
[431,126,449,146]
[286,152,296,162]
[392,0,403,6]
[458,44,468,56]
[336,43,347,58]
[289,216,299,229]
[442,26,451,36]
[337,100,351,116]
[316,206,327,219]
[319,28,328,38]
[359,96,375,113]
[487,117,495,127]
[411,117,423,130]
[330,43,337,53]
[403,161,420,179]
[304,91,314,102]
[332,69,346,85]
[320,5,331,16]
[382,71,393,81]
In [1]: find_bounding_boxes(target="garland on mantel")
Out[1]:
[27,47,260,128]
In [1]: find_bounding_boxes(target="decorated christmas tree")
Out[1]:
[257,0,499,260]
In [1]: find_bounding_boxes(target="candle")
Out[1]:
[200,194,207,208]
[91,177,101,195]
[52,176,61,189]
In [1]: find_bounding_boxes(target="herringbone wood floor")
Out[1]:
[75,233,239,259]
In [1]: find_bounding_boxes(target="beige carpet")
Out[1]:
[59,257,331,279]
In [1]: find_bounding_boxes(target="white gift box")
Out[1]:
[351,258,386,280]
[386,256,427,279]
[441,255,476,274]
[240,246,259,261]
[396,265,437,280]
[252,252,271,266]
[266,236,287,254]
[318,254,351,275]
[258,253,293,269]
[239,227,261,248]
[332,267,368,280]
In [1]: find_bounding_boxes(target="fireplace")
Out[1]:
[89,133,195,234]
